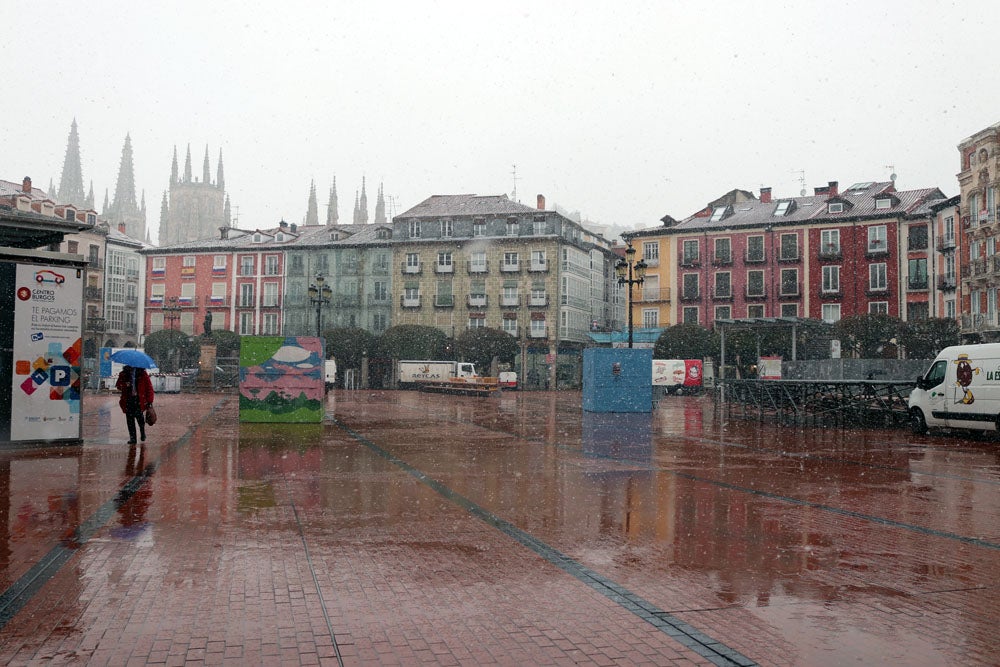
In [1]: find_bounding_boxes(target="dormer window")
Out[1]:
[875,198,892,210]
[709,205,729,222]
[275,232,284,242]
[253,233,262,243]
[828,202,844,213]
[773,201,791,217]
[376,228,391,240]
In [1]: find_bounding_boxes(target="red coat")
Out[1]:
[116,368,155,413]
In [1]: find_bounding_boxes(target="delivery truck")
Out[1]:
[909,343,1000,434]
[398,360,478,388]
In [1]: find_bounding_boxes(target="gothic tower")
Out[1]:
[374,182,386,224]
[326,176,339,225]
[306,179,319,225]
[359,176,369,224]
[105,134,148,240]
[159,143,230,245]
[57,119,87,207]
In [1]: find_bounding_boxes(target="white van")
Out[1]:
[908,343,1000,433]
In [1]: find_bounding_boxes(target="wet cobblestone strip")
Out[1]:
[0,397,229,631]
[333,418,759,667]
[290,501,345,667]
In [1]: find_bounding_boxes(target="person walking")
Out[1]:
[116,365,154,444]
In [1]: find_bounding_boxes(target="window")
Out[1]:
[506,218,519,236]
[262,282,278,307]
[908,302,929,321]
[252,233,263,243]
[867,225,887,252]
[643,242,659,262]
[875,197,892,210]
[150,283,164,302]
[152,257,166,273]
[945,300,956,319]
[780,234,798,260]
[182,255,195,267]
[213,255,227,270]
[437,252,453,272]
[709,206,727,222]
[372,312,387,333]
[774,200,791,216]
[715,306,731,320]
[714,238,731,264]
[682,273,699,299]
[240,312,254,335]
[822,266,840,293]
[747,304,765,318]
[642,309,658,328]
[436,280,454,307]
[502,284,519,306]
[262,313,279,335]
[68,240,78,254]
[240,256,254,276]
[531,250,547,270]
[908,225,928,250]
[502,316,518,336]
[372,281,388,302]
[265,255,279,275]
[828,202,844,214]
[150,312,164,331]
[780,303,798,317]
[408,220,421,238]
[714,272,731,298]
[821,229,840,255]
[944,215,955,243]
[533,217,548,235]
[211,282,226,304]
[468,315,486,329]
[289,254,303,275]
[502,252,519,271]
[869,301,889,315]
[470,251,487,272]
[746,270,764,297]
[440,219,453,237]
[405,252,420,273]
[530,284,546,306]
[473,219,486,237]
[780,269,798,296]
[682,239,699,265]
[529,316,546,337]
[240,283,254,307]
[908,258,928,290]
[822,304,841,323]
[682,307,699,324]
[869,263,887,291]
[746,235,764,262]
[180,283,195,302]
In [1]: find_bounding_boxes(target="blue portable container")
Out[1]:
[582,348,652,413]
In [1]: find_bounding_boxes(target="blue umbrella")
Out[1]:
[109,349,158,369]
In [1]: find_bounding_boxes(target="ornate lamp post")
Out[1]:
[163,296,181,330]
[307,273,332,337]
[615,243,648,349]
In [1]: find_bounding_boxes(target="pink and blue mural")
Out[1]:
[238,336,325,423]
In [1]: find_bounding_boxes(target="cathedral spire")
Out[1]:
[216,149,225,191]
[375,182,386,224]
[326,176,339,225]
[159,192,169,244]
[359,176,369,224]
[183,144,192,183]
[57,118,87,207]
[170,146,179,184]
[306,179,319,225]
[86,181,95,209]
[102,189,110,216]
[111,134,138,213]
[353,191,360,224]
[202,146,211,184]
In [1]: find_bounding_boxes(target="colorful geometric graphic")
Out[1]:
[238,336,325,423]
[14,338,83,413]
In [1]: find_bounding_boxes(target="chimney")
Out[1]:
[118,222,127,233]
[22,176,32,193]
[827,181,838,196]
[760,187,772,204]
[279,219,288,229]
[537,194,546,210]
[219,226,229,240]
[290,223,297,233]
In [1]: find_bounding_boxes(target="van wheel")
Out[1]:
[910,408,928,435]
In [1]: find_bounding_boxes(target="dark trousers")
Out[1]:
[125,396,146,442]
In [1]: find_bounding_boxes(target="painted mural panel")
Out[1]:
[238,336,324,423]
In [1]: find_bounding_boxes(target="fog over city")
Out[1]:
[3,0,998,243]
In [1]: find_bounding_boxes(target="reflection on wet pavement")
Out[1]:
[0,389,998,665]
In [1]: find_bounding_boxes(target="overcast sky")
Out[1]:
[3,1,997,244]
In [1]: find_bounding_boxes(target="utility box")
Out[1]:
[238,336,325,423]
[582,348,653,413]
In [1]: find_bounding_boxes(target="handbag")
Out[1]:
[145,405,157,425]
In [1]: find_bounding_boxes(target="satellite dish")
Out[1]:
[800,189,806,196]
[890,173,897,182]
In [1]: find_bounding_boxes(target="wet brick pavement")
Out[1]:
[0,388,999,665]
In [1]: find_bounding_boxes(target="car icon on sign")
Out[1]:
[35,270,65,285]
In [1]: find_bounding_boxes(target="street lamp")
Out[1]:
[615,242,648,349]
[163,296,181,331]
[307,273,333,337]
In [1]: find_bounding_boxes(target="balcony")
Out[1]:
[528,295,547,307]
[434,295,455,308]
[368,294,390,306]
[401,295,421,308]
[467,294,488,307]
[745,288,767,300]
[84,317,106,333]
[819,289,842,299]
[401,262,421,274]
[500,262,520,273]
[907,278,929,291]
[778,252,800,263]
[529,260,548,272]
[679,290,700,302]
[467,260,489,274]
[779,284,801,297]
[818,245,842,260]
[937,276,957,291]
[261,297,281,308]
[526,326,548,339]
[679,255,700,268]
[936,236,956,252]
[500,295,521,307]
[435,263,454,274]
[205,295,230,307]
[371,262,390,276]
[961,312,1000,332]
[865,242,889,258]
[334,295,360,307]
[86,258,104,270]
[637,287,671,302]
[711,288,733,301]
[864,286,889,297]
[124,324,137,335]
[711,253,732,266]
[84,287,104,300]
[125,296,138,307]
[744,251,766,264]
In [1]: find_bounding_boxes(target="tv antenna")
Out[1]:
[791,169,806,196]
[885,165,897,183]
[510,164,519,202]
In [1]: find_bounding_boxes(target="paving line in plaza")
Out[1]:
[0,398,229,632]
[333,417,758,667]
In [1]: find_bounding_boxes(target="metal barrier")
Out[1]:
[719,379,916,428]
